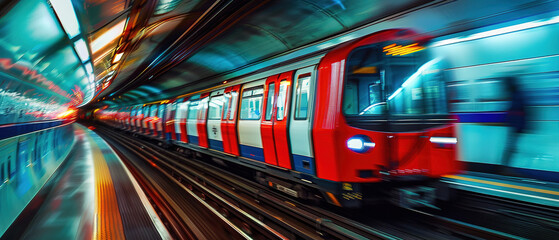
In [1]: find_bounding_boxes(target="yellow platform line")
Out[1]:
[444,175,559,196]
[88,134,126,240]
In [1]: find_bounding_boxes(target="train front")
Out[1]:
[313,29,462,208]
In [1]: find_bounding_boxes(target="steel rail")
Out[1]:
[97,127,288,240]
[95,123,534,239]
[96,125,401,239]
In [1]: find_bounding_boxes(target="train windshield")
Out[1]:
[343,42,447,117]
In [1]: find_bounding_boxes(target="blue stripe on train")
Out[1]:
[239,145,265,162]
[455,112,506,123]
[292,154,315,175]
[0,120,64,140]
[188,135,199,145]
[175,133,181,141]
[166,132,172,140]
[208,139,224,152]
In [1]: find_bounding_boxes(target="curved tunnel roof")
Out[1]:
[3,0,546,109]
[87,0,427,107]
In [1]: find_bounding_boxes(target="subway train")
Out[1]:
[97,9,559,206]
[95,29,462,208]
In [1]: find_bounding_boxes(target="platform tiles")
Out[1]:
[18,124,170,240]
[442,172,559,208]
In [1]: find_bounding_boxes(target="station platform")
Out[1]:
[442,172,559,208]
[5,124,170,240]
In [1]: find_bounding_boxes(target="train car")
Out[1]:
[97,29,461,208]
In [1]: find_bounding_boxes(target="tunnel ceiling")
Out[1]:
[88,0,437,107]
[2,0,433,108]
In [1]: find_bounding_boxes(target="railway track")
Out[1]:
[97,125,397,239]
[94,123,533,239]
[100,128,253,239]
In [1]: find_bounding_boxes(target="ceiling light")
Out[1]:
[49,0,81,39]
[73,38,90,63]
[432,15,559,47]
[85,62,93,75]
[91,20,126,53]
[112,52,124,64]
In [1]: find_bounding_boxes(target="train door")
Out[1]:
[260,71,294,168]
[156,104,165,138]
[261,75,279,165]
[176,98,189,143]
[114,108,120,128]
[33,133,45,177]
[186,95,201,145]
[237,80,265,161]
[197,93,210,148]
[143,105,151,134]
[132,106,139,132]
[0,139,17,183]
[16,138,31,196]
[123,107,128,129]
[44,129,53,161]
[122,107,128,129]
[273,71,294,169]
[221,85,241,155]
[207,90,225,151]
[141,105,149,134]
[125,107,131,129]
[150,105,159,136]
[137,105,144,132]
[289,66,317,175]
[130,106,136,131]
[165,101,177,141]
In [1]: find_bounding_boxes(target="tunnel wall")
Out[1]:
[0,122,75,236]
[429,12,559,180]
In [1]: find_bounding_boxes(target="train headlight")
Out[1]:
[347,135,375,153]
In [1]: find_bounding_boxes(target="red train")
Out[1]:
[97,29,461,207]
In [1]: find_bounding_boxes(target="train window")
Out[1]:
[7,158,12,178]
[158,105,165,118]
[188,100,199,119]
[294,74,310,120]
[208,95,225,120]
[265,83,275,121]
[229,91,238,120]
[385,57,447,115]
[343,43,447,116]
[240,87,263,120]
[151,105,158,117]
[141,107,147,117]
[222,93,230,120]
[343,46,386,116]
[276,81,289,121]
